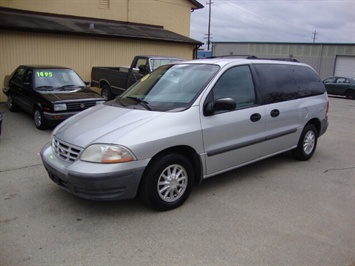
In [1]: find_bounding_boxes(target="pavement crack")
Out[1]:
[0,163,43,173]
[323,166,355,173]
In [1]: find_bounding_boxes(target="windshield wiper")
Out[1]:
[58,84,78,90]
[35,85,54,90]
[126,96,152,110]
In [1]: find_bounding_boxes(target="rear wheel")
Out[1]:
[292,124,318,161]
[345,90,355,99]
[34,108,47,130]
[139,153,194,211]
[101,85,114,101]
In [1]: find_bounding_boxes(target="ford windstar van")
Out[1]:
[41,57,329,211]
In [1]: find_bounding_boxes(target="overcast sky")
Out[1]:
[190,0,355,50]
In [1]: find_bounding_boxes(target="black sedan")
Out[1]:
[3,65,105,129]
[323,76,355,99]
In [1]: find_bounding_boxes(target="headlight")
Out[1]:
[96,100,105,105]
[54,103,67,111]
[80,144,136,163]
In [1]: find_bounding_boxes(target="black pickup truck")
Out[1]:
[91,55,183,100]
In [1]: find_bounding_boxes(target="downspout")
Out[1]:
[127,0,130,22]
[317,44,324,77]
[193,44,203,59]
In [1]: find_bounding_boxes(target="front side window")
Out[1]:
[150,58,183,71]
[117,64,220,112]
[212,65,256,109]
[134,59,149,75]
[12,67,27,84]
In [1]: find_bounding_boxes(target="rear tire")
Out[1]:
[292,124,318,161]
[345,90,355,99]
[139,153,194,211]
[101,85,114,101]
[34,108,47,130]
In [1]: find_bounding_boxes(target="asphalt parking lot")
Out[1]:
[0,97,354,266]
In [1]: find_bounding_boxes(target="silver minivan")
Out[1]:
[41,58,329,210]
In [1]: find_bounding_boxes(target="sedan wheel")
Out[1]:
[34,108,47,130]
[345,90,355,99]
[7,95,18,112]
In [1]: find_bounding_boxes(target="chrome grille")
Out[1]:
[52,137,82,162]
[66,101,97,111]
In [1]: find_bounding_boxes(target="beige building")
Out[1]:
[0,0,204,102]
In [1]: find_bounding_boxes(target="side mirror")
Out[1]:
[204,97,236,116]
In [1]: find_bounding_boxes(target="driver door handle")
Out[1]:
[270,109,280,117]
[250,113,261,122]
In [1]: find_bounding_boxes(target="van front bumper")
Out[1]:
[40,143,147,201]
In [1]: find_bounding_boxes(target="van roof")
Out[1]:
[181,57,305,68]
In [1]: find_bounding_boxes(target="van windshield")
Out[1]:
[118,64,220,111]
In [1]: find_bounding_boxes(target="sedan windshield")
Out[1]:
[118,64,220,111]
[34,69,86,90]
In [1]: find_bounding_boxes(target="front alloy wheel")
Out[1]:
[140,153,194,211]
[34,108,47,130]
[157,164,188,203]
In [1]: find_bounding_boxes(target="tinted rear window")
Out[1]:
[290,65,325,97]
[254,64,325,104]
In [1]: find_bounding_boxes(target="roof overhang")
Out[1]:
[188,0,204,11]
[0,7,203,46]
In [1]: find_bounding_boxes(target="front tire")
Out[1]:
[139,153,194,211]
[34,108,47,130]
[7,95,18,112]
[292,124,318,161]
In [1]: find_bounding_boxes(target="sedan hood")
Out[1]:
[39,88,102,101]
[54,104,164,147]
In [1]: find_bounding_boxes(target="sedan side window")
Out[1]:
[12,67,27,84]
[212,65,256,109]
[23,70,33,88]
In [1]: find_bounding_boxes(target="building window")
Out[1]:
[98,0,110,9]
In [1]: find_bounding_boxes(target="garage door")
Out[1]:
[334,56,355,77]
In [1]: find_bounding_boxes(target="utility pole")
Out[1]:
[312,31,318,43]
[206,0,213,50]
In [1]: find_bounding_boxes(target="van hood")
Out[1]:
[53,104,164,148]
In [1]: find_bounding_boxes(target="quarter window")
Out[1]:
[212,65,256,108]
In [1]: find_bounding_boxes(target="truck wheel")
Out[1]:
[101,85,114,101]
[292,124,318,161]
[34,107,47,130]
[139,153,194,211]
